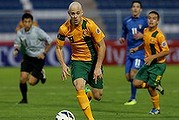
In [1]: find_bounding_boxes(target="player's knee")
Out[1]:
[133,79,141,88]
[20,76,28,84]
[73,79,86,91]
[28,81,36,86]
[93,92,102,101]
[130,70,138,79]
[133,79,143,88]
[28,79,38,86]
[125,74,130,81]
[75,85,85,91]
[130,74,135,80]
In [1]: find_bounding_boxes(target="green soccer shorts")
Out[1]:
[135,63,166,88]
[71,60,103,89]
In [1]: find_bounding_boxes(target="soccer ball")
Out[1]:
[56,110,75,120]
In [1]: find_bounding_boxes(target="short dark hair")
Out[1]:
[148,10,160,20]
[131,1,142,8]
[22,13,33,21]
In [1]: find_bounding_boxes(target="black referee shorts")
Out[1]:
[21,54,45,79]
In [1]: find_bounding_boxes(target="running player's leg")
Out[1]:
[147,63,166,114]
[71,61,94,120]
[87,64,103,102]
[74,78,94,120]
[18,59,32,104]
[29,58,45,85]
[19,72,29,104]
[124,57,137,105]
[125,58,144,105]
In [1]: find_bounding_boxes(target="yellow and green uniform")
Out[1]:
[135,27,169,87]
[56,17,105,61]
[143,27,169,64]
[56,17,105,88]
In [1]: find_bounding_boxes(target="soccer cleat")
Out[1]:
[156,84,164,95]
[149,108,160,115]
[18,99,28,104]
[41,69,46,84]
[124,99,137,105]
[85,86,92,102]
[85,86,91,93]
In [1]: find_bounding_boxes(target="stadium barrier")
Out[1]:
[0,40,179,67]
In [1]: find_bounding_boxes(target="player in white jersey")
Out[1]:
[13,13,53,104]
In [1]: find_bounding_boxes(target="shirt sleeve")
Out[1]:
[121,19,127,39]
[158,34,169,52]
[14,31,22,48]
[56,26,66,47]
[88,20,105,43]
[38,28,53,44]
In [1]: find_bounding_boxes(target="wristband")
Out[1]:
[15,48,19,52]
[43,52,46,56]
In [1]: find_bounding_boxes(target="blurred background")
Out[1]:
[0,0,179,66]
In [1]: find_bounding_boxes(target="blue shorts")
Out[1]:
[125,56,144,74]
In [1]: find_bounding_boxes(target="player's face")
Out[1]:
[68,8,83,26]
[147,13,159,29]
[131,3,142,17]
[22,18,33,31]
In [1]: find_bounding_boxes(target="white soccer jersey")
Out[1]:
[14,26,53,57]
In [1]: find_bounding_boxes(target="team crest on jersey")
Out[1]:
[138,24,142,29]
[161,41,167,47]
[96,28,101,34]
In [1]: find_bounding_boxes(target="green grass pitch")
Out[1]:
[0,65,179,120]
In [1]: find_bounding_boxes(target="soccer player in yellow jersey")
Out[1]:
[130,11,169,115]
[56,2,106,120]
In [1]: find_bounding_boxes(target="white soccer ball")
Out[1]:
[56,110,75,120]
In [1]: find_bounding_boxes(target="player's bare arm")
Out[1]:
[56,45,70,80]
[133,31,143,40]
[13,47,20,57]
[144,51,170,65]
[44,42,53,55]
[130,43,144,53]
[37,42,53,59]
[93,39,106,83]
[119,37,125,44]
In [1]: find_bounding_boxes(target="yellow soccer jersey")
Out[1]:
[56,17,105,61]
[143,27,169,63]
